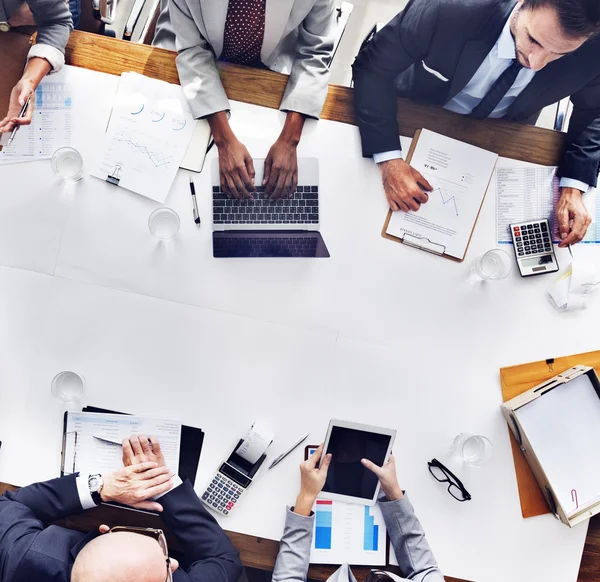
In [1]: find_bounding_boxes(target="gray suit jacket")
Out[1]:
[0,0,72,71]
[153,0,335,120]
[272,495,445,582]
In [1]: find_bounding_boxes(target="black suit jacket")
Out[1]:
[352,0,600,187]
[0,475,242,582]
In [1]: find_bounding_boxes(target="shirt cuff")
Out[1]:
[27,44,65,73]
[559,177,589,193]
[76,474,96,511]
[373,150,403,164]
[154,475,183,499]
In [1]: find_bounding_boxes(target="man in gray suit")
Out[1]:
[272,445,444,582]
[153,0,335,201]
[0,0,72,134]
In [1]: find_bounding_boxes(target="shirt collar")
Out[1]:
[497,7,518,60]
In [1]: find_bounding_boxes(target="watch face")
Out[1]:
[0,22,11,32]
[89,475,102,492]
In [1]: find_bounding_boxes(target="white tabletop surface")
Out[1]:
[0,65,597,582]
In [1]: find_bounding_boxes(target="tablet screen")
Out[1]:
[322,426,392,500]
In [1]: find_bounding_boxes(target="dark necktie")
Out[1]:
[470,59,523,120]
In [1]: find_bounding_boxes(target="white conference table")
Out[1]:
[0,65,597,582]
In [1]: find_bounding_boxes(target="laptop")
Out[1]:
[211,157,330,258]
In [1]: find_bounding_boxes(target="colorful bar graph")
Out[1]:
[315,500,333,550]
[363,506,379,551]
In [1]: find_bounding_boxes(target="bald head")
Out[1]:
[71,532,168,582]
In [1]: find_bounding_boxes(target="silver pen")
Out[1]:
[190,176,201,227]
[567,244,574,260]
[269,433,310,470]
[7,94,32,148]
[93,435,123,447]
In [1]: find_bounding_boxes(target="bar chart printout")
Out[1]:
[315,500,333,549]
[310,500,386,565]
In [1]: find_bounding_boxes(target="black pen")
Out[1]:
[190,176,201,227]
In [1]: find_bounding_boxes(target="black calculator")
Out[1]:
[510,219,559,277]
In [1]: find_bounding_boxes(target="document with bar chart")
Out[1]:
[310,499,387,565]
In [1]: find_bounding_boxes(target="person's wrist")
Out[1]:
[561,186,584,197]
[294,491,317,516]
[100,474,115,503]
[383,485,403,501]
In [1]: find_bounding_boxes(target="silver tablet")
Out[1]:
[319,419,396,506]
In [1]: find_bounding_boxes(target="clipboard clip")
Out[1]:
[400,233,446,256]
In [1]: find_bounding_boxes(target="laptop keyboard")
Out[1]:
[213,236,319,258]
[213,186,319,225]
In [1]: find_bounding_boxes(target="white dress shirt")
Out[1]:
[76,473,183,510]
[373,8,588,192]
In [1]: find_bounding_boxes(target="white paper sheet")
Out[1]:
[495,158,600,245]
[0,81,72,164]
[515,374,600,518]
[385,130,498,259]
[90,72,196,202]
[548,259,600,311]
[63,411,181,476]
[310,499,387,566]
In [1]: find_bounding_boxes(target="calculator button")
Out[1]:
[518,252,524,256]
[223,510,229,515]
[525,251,531,255]
[541,223,548,230]
[202,493,209,500]
[515,236,521,241]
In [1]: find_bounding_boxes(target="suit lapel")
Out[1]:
[261,0,295,61]
[446,0,516,102]
[199,0,229,57]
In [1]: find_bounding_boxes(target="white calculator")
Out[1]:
[510,219,559,277]
[201,438,268,516]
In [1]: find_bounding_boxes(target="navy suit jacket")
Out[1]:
[352,0,600,187]
[0,475,242,582]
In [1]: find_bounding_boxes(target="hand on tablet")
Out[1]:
[294,444,332,516]
[361,455,403,501]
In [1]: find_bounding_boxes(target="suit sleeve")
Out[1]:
[378,494,444,581]
[159,480,242,582]
[351,0,440,157]
[557,74,600,188]
[271,508,314,582]
[0,476,84,578]
[280,0,335,119]
[26,0,73,72]
[168,0,229,119]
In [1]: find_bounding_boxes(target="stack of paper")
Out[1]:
[0,81,73,164]
[91,72,197,202]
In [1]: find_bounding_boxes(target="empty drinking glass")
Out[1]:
[471,249,512,280]
[51,371,85,403]
[149,207,180,240]
[453,433,493,467]
[51,147,84,181]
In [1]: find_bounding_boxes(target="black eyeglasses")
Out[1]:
[109,526,172,582]
[428,458,472,502]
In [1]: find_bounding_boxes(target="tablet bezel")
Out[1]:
[318,419,396,506]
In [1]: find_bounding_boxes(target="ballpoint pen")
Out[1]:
[93,435,123,447]
[6,94,32,149]
[190,176,201,227]
[567,244,574,260]
[269,433,310,470]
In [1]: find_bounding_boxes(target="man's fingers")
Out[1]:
[263,156,272,186]
[265,167,280,197]
[131,461,159,473]
[225,172,242,199]
[556,206,571,241]
[414,170,433,191]
[139,466,171,480]
[130,436,144,457]
[389,199,400,212]
[232,170,252,199]
[132,500,164,512]
[144,472,173,489]
[405,193,421,212]
[239,163,256,195]
[98,524,110,534]
[290,171,298,198]
[307,444,324,468]
[139,435,152,456]
[220,173,233,198]
[149,436,162,458]
[122,438,134,466]
[271,171,287,200]
[145,479,174,499]
[413,188,429,204]
[361,458,381,475]
[245,156,256,183]
[319,453,332,476]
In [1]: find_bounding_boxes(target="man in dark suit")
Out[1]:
[0,435,242,582]
[353,0,600,246]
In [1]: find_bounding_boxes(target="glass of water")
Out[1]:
[454,433,493,467]
[149,207,180,240]
[51,371,85,403]
[471,249,512,280]
[51,147,84,181]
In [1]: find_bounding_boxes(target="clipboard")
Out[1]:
[61,406,204,486]
[500,349,600,519]
[381,129,493,262]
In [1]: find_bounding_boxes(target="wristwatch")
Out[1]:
[88,474,104,506]
[0,22,11,32]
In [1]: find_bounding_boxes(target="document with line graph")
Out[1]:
[383,129,498,260]
[91,72,196,202]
